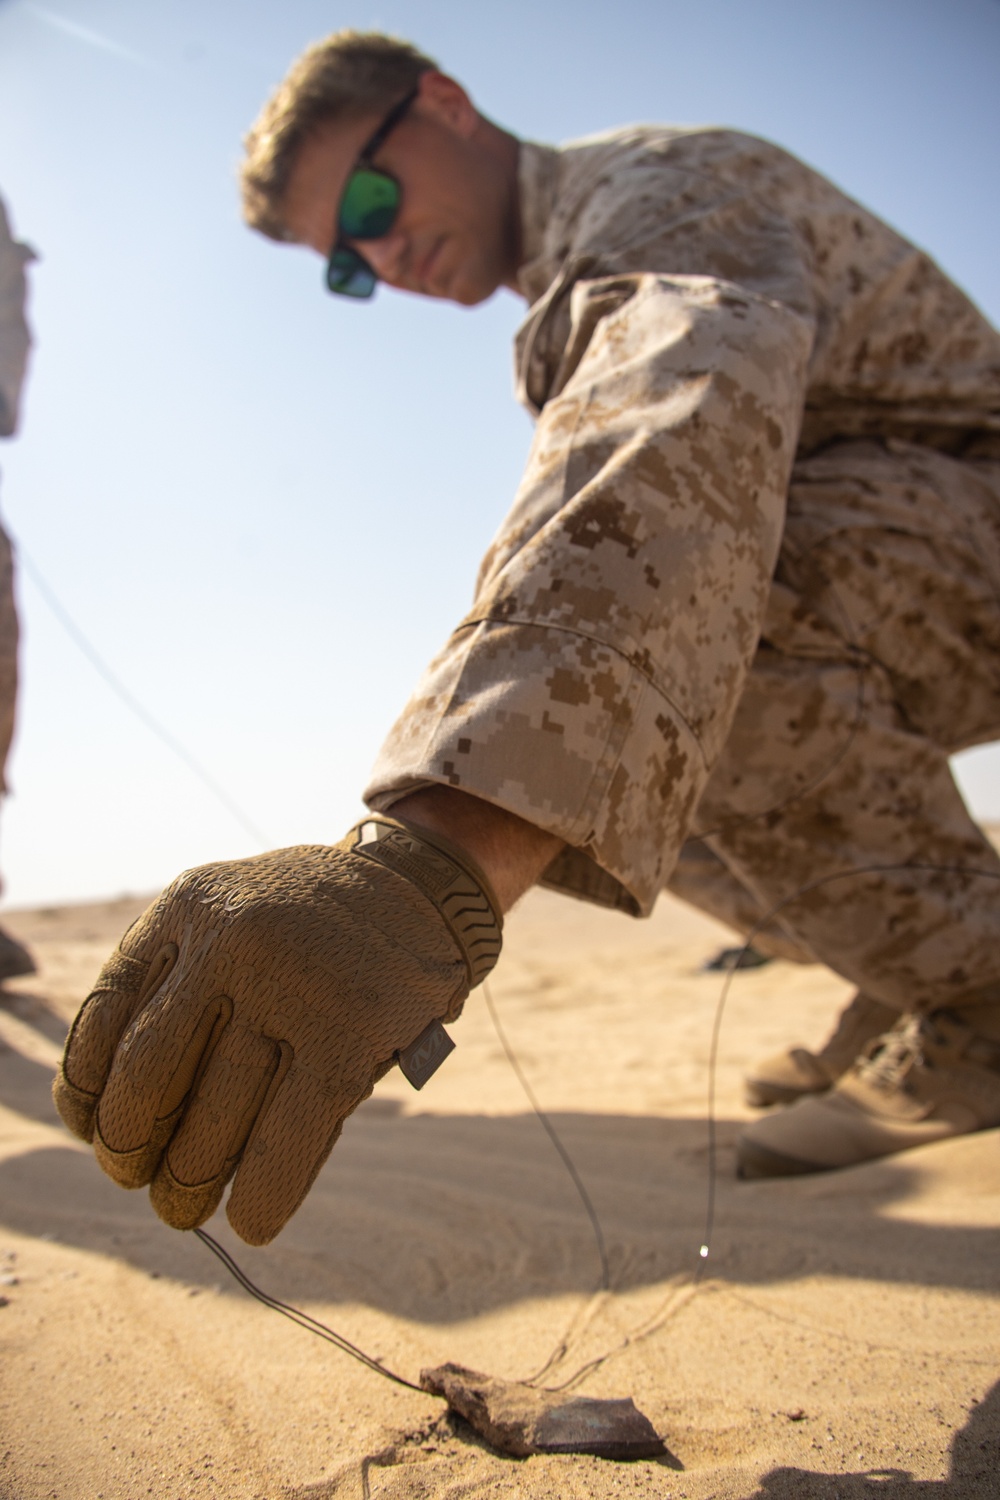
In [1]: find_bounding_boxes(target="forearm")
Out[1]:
[389,786,563,913]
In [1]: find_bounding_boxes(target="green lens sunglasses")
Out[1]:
[325,87,419,299]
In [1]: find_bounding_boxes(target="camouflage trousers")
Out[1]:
[667,438,1000,1014]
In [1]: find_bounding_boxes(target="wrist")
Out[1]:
[350,814,503,988]
[384,786,563,914]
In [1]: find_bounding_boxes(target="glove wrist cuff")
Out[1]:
[349,816,503,988]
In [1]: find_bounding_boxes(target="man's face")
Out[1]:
[282,72,520,307]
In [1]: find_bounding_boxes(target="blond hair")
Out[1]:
[241,30,438,241]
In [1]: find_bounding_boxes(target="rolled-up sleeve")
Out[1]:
[366,271,814,914]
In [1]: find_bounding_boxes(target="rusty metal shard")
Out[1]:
[420,1362,666,1460]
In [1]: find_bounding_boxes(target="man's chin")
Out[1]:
[439,265,502,307]
[393,262,500,306]
[451,283,495,308]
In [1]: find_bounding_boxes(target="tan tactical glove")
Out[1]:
[53,817,502,1245]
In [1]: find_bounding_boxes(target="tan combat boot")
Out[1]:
[744,991,897,1107]
[737,1005,1000,1178]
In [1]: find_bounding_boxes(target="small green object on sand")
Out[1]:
[420,1363,665,1460]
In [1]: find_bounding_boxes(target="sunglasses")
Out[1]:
[325,87,419,299]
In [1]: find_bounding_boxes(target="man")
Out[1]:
[54,32,1000,1247]
[0,193,37,982]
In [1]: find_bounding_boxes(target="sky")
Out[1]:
[0,0,998,908]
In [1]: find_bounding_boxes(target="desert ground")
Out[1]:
[0,880,997,1499]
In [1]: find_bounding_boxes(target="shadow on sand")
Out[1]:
[3,976,998,1496]
[1,1005,998,1319]
[750,1379,999,1498]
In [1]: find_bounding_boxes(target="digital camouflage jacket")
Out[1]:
[365,126,1000,916]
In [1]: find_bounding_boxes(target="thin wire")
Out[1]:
[15,539,272,849]
[540,1282,701,1394]
[184,862,1000,1403]
[192,1227,428,1394]
[698,859,1000,1262]
[12,535,616,1394]
[529,854,1000,1393]
[483,977,610,1292]
[23,522,1000,1395]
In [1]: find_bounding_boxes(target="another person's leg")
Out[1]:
[0,517,32,980]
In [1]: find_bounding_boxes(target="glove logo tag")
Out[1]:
[398,1018,455,1091]
[356,821,455,898]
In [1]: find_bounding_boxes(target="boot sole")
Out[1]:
[737,1138,832,1180]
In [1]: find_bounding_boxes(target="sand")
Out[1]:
[0,885,998,1499]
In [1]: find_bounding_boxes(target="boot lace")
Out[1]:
[854,1014,928,1091]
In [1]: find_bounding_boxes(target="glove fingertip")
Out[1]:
[92,1110,180,1190]
[225,1114,346,1248]
[52,1070,98,1143]
[150,1162,227,1233]
[224,1195,282,1247]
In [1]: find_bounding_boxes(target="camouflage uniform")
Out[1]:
[366,127,1000,1015]
[0,194,33,795]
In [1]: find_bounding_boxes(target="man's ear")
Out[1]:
[415,70,479,137]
